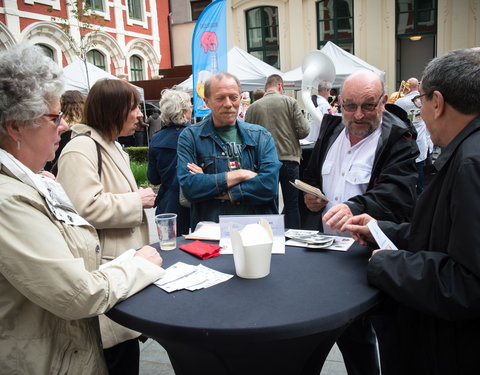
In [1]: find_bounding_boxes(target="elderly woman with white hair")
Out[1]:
[147,89,192,235]
[0,44,164,374]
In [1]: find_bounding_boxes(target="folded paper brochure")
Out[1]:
[289,179,328,202]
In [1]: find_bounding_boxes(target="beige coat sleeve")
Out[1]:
[57,136,144,229]
[0,193,164,321]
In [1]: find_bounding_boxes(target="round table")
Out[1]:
[108,239,381,375]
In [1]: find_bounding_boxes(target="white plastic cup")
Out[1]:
[155,213,177,251]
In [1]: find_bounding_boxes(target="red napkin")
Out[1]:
[179,240,222,259]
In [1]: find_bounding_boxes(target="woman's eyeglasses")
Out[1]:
[44,112,63,127]
[341,96,383,113]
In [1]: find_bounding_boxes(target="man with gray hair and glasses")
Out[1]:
[303,69,419,375]
[344,48,480,375]
[304,80,335,143]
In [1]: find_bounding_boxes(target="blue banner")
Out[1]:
[191,0,227,117]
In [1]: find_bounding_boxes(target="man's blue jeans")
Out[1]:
[279,160,300,229]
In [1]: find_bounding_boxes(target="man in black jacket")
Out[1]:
[345,48,480,375]
[302,69,419,375]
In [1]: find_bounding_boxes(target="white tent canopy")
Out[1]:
[175,46,283,93]
[63,58,144,100]
[282,41,386,90]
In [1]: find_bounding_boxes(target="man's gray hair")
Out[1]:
[159,89,192,124]
[204,72,241,99]
[421,48,480,115]
[0,44,64,141]
[317,80,333,92]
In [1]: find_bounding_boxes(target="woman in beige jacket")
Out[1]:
[57,79,157,373]
[0,45,164,374]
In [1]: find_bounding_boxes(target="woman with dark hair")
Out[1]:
[147,89,192,235]
[0,45,163,374]
[57,78,157,374]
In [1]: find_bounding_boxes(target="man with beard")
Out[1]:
[177,72,281,229]
[302,69,419,375]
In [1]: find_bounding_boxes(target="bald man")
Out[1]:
[303,69,419,375]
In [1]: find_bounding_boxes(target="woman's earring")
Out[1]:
[17,140,21,150]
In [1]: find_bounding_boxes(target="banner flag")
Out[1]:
[191,0,227,117]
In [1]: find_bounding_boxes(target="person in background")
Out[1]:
[237,91,251,121]
[57,79,157,374]
[252,88,265,102]
[147,89,192,235]
[304,80,334,143]
[395,77,432,194]
[44,89,85,175]
[146,108,162,139]
[0,44,163,374]
[177,72,281,229]
[343,48,480,375]
[245,74,309,229]
[134,114,148,146]
[303,69,418,375]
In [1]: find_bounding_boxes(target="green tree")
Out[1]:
[47,1,105,59]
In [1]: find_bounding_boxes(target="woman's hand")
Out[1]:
[135,245,163,266]
[137,187,156,208]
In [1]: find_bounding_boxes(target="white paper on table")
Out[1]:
[286,236,355,251]
[218,215,285,254]
[154,262,233,293]
[367,221,398,250]
[99,249,136,270]
[184,221,221,241]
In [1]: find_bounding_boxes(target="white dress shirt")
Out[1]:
[395,91,430,162]
[321,126,382,235]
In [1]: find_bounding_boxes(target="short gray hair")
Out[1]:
[159,89,192,124]
[0,44,64,141]
[204,72,241,99]
[421,48,480,115]
[317,80,332,92]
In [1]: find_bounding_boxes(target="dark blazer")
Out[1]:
[147,123,190,235]
[369,117,480,374]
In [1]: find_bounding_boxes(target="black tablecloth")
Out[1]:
[108,239,381,374]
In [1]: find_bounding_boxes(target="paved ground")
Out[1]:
[140,208,348,374]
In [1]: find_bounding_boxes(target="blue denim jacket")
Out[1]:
[177,117,281,228]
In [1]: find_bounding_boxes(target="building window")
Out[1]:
[316,0,354,53]
[128,0,143,21]
[396,0,437,36]
[246,6,280,69]
[191,0,211,21]
[85,0,104,12]
[130,55,144,81]
[87,49,106,71]
[36,44,55,60]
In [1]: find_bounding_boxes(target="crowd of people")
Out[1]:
[1,41,479,375]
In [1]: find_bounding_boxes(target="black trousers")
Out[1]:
[103,338,140,375]
[337,316,380,375]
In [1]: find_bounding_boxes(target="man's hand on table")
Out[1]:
[323,203,353,231]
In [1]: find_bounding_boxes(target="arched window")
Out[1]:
[87,49,106,71]
[130,55,144,81]
[246,6,280,69]
[36,44,55,60]
[316,0,354,52]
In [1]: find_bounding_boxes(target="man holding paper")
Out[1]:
[344,49,480,374]
[302,69,419,375]
[302,69,419,235]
